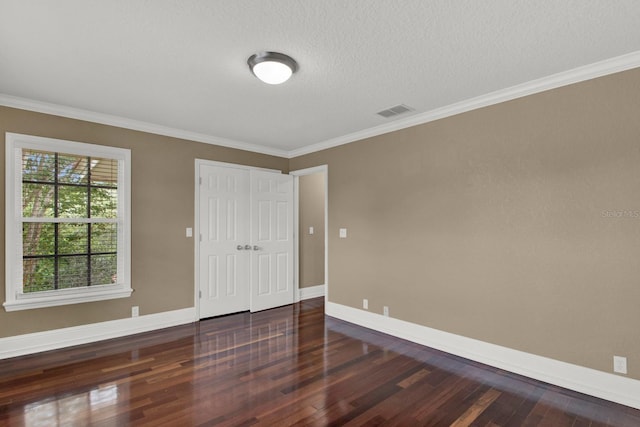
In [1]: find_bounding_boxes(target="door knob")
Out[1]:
[244,244,252,250]
[253,245,260,251]
[237,245,243,250]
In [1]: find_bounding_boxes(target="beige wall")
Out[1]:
[4,67,640,381]
[290,68,640,379]
[0,106,288,338]
[298,172,325,288]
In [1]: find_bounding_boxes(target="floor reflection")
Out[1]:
[23,384,119,427]
[2,298,638,426]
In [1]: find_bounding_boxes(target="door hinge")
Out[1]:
[199,290,202,298]
[199,176,203,185]
[199,234,202,242]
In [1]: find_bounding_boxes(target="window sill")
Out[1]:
[3,285,133,312]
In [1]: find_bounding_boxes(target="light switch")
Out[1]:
[339,228,347,238]
[309,226,314,235]
[186,227,193,237]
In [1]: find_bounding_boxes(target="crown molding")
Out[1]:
[287,50,640,158]
[2,50,639,160]
[0,94,289,158]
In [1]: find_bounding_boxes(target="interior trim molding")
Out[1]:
[0,307,196,360]
[299,284,325,301]
[325,301,640,410]
[2,52,640,161]
[0,94,288,158]
[289,50,640,158]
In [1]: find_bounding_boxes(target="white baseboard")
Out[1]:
[326,301,640,410]
[0,307,196,360]
[299,284,325,301]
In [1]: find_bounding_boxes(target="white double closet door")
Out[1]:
[198,163,294,318]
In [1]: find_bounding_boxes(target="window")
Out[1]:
[4,133,131,311]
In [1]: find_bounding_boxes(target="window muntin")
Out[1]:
[22,150,118,293]
[4,133,131,311]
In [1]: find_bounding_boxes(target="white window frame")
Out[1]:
[4,133,132,311]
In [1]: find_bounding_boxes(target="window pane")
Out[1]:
[91,188,118,218]
[22,150,55,183]
[91,223,117,252]
[58,186,88,218]
[58,223,88,254]
[58,153,88,184]
[10,135,130,308]
[91,254,117,286]
[22,183,55,217]
[23,258,55,293]
[58,256,88,289]
[90,157,118,188]
[23,223,55,256]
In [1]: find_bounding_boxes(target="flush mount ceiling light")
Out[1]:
[248,51,298,85]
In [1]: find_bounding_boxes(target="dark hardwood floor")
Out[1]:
[1,298,639,426]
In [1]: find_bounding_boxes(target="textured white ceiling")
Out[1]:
[1,1,640,155]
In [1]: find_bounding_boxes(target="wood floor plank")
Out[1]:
[450,388,502,427]
[0,297,637,426]
[397,368,431,388]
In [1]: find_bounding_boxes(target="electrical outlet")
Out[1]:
[339,228,347,238]
[613,356,627,374]
[363,299,368,309]
[383,306,389,317]
[131,306,139,318]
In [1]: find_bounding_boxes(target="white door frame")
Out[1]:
[193,159,281,319]
[290,165,329,304]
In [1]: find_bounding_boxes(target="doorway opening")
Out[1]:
[291,165,328,304]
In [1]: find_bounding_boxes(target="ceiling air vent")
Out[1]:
[376,104,414,118]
